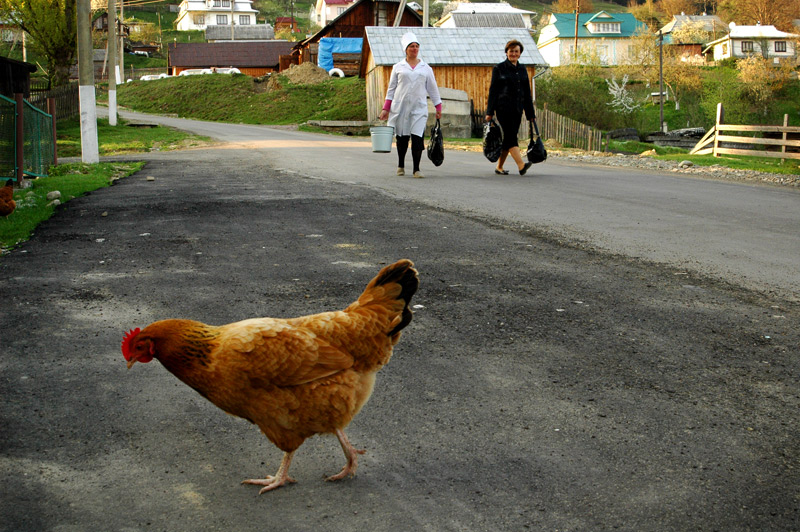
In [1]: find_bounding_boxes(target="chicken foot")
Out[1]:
[242,450,297,494]
[326,428,366,481]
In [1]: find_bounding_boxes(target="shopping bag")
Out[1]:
[482,118,503,163]
[427,119,444,166]
[526,119,547,164]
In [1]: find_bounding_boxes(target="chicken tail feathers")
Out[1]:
[357,259,419,337]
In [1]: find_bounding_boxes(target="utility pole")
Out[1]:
[108,0,118,126]
[119,0,124,79]
[659,30,665,133]
[230,0,235,40]
[77,0,99,162]
[573,0,579,62]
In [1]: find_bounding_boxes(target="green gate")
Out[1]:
[0,94,15,179]
[23,99,54,177]
[0,94,55,180]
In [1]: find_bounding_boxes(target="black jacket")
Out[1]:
[486,59,535,120]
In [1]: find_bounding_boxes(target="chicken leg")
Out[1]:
[326,429,366,481]
[242,451,297,494]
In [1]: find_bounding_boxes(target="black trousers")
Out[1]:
[396,134,424,172]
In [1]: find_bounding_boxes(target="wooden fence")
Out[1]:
[470,104,604,152]
[29,83,79,121]
[691,103,800,162]
[534,104,603,152]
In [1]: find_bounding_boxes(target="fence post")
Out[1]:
[14,93,24,186]
[712,102,723,158]
[49,97,58,166]
[781,114,788,164]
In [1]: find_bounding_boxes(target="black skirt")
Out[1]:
[496,108,522,150]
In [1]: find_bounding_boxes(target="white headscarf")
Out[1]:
[401,31,419,52]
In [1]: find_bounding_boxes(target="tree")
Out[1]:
[554,0,594,14]
[626,0,664,30]
[715,0,800,31]
[0,0,78,86]
[655,0,699,19]
[670,19,713,44]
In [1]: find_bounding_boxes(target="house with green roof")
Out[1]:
[537,11,649,66]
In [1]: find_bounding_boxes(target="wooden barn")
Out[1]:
[362,27,547,122]
[167,41,294,76]
[292,0,423,68]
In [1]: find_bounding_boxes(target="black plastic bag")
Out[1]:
[427,119,444,166]
[526,119,547,164]
[483,118,503,163]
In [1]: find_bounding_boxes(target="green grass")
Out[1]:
[117,74,367,124]
[56,117,214,157]
[0,162,144,252]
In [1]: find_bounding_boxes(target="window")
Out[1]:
[213,0,230,6]
[597,44,609,64]
[239,15,250,25]
[337,6,346,15]
[589,22,620,33]
[193,14,205,24]
[775,41,787,53]
[741,41,753,52]
[216,14,228,24]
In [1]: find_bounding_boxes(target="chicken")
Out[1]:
[122,259,419,493]
[0,179,15,218]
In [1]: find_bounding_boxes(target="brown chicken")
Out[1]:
[0,179,15,218]
[122,259,419,493]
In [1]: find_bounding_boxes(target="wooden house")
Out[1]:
[167,41,294,76]
[0,56,37,98]
[362,26,546,122]
[658,14,726,62]
[275,16,297,32]
[293,0,423,66]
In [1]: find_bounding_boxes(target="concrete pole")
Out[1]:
[77,0,99,163]
[108,0,118,126]
[119,0,124,78]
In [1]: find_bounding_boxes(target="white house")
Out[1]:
[175,0,259,31]
[537,11,649,66]
[434,2,536,29]
[704,22,798,62]
[309,0,358,28]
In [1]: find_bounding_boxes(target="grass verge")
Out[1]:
[57,117,215,157]
[1,163,144,253]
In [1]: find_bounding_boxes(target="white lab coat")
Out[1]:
[385,59,442,137]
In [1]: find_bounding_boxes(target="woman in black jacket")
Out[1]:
[485,39,536,175]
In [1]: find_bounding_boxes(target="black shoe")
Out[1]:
[519,162,533,175]
[495,168,509,175]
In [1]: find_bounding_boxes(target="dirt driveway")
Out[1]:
[1,147,798,531]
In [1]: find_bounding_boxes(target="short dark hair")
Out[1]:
[505,40,524,53]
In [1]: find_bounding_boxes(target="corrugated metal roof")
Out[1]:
[450,13,526,28]
[205,24,275,40]
[451,2,534,15]
[168,41,294,67]
[545,12,647,39]
[365,26,546,66]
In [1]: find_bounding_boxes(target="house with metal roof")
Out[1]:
[310,0,359,28]
[657,13,726,62]
[363,26,547,129]
[175,0,259,31]
[537,11,648,66]
[167,41,294,76]
[434,2,537,29]
[205,24,275,41]
[703,22,798,63]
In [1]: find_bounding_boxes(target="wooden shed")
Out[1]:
[293,0,423,67]
[0,56,37,98]
[167,41,294,76]
[362,27,547,122]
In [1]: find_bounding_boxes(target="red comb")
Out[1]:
[121,328,141,360]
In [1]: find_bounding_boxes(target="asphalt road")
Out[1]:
[1,115,798,531]
[101,109,800,303]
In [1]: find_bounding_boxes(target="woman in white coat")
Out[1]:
[378,32,442,178]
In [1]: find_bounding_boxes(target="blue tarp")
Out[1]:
[317,37,363,73]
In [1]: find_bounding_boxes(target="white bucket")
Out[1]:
[370,126,394,153]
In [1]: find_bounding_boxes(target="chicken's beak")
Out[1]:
[127,359,137,370]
